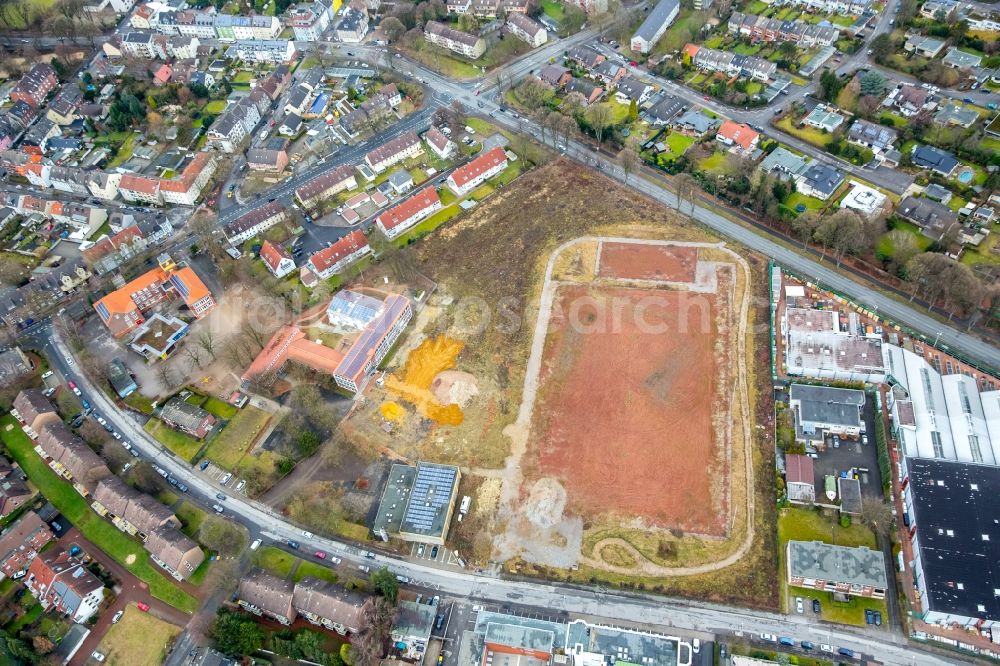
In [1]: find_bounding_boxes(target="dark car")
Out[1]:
[838,648,855,658]
[177,483,189,493]
[199,460,210,470]
[431,545,439,558]
[865,609,874,625]
[434,614,445,631]
[287,540,300,549]
[801,641,814,650]
[874,611,882,626]
[812,599,821,613]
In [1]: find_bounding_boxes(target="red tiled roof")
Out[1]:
[120,173,160,195]
[159,152,212,193]
[717,120,759,151]
[260,240,292,274]
[785,454,814,485]
[376,187,440,233]
[449,147,507,189]
[308,230,368,273]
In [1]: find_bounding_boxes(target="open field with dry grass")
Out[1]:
[338,160,776,607]
[98,606,180,666]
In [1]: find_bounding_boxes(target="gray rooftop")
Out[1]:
[485,622,555,653]
[787,540,888,590]
[790,383,865,427]
[392,600,436,641]
[633,0,679,42]
[759,146,808,177]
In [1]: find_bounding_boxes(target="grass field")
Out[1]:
[145,419,204,462]
[785,191,826,213]
[402,37,482,79]
[657,132,696,162]
[253,546,298,578]
[541,0,564,21]
[203,100,227,114]
[698,150,740,176]
[98,606,180,666]
[1,417,198,613]
[203,397,239,419]
[776,116,832,148]
[204,405,271,469]
[175,501,208,536]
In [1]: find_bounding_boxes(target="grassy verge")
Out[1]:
[123,392,155,415]
[1,417,198,613]
[294,560,339,583]
[252,546,298,578]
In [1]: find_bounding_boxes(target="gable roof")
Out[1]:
[449,146,507,189]
[292,576,364,628]
[240,569,295,618]
[260,240,293,274]
[785,454,814,485]
[308,229,369,273]
[717,120,759,150]
[377,187,440,233]
[144,525,202,572]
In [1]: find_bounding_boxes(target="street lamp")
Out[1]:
[933,331,942,347]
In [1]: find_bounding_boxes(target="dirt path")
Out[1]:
[502,236,757,576]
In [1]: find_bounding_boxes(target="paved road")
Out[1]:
[32,256,979,666]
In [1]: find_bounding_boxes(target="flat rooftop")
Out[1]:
[787,540,888,590]
[131,314,186,352]
[565,619,679,666]
[786,331,885,376]
[785,307,838,333]
[908,458,1000,622]
[790,383,866,427]
[373,463,416,539]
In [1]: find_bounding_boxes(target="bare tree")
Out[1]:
[196,331,217,361]
[860,496,894,534]
[673,173,697,214]
[155,364,177,391]
[585,103,614,149]
[618,137,641,184]
[351,597,399,666]
[183,345,204,369]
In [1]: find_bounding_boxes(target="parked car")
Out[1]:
[430,546,439,559]
[137,602,150,612]
[68,545,82,557]
[779,638,795,647]
[112,610,124,624]
[795,597,803,613]
[759,633,777,642]
[314,551,326,559]
[865,609,874,625]
[812,599,821,613]
[220,472,233,484]
[212,504,224,514]
[820,644,834,652]
[199,460,210,471]
[92,652,106,662]
[838,648,855,658]
[801,641,815,650]
[215,493,226,501]
[358,564,370,573]
[250,539,262,550]
[874,611,882,626]
[287,540,300,549]
[302,530,314,539]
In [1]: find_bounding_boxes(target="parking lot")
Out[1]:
[810,396,883,500]
[409,541,462,567]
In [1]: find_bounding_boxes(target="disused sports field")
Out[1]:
[342,159,777,608]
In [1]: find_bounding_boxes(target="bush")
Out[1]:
[840,514,852,528]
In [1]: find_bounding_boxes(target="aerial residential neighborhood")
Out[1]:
[0,0,997,662]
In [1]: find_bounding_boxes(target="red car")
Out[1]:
[703,95,710,100]
[136,602,150,612]
[67,380,77,390]
[629,60,638,67]
[314,551,326,559]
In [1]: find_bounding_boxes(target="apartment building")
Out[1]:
[375,187,443,240]
[424,21,486,59]
[446,146,508,196]
[306,229,371,280]
[223,200,289,244]
[364,132,423,173]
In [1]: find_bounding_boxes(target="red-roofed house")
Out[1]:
[260,240,296,278]
[153,64,173,86]
[424,127,455,159]
[306,230,371,280]
[682,43,701,60]
[158,152,217,206]
[119,174,161,205]
[715,120,760,155]
[375,188,443,240]
[785,453,815,503]
[446,147,508,196]
[25,549,105,623]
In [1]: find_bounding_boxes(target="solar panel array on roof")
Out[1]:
[328,294,380,325]
[337,294,409,379]
[403,464,456,533]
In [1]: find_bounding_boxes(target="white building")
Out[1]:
[446,146,508,196]
[630,0,679,53]
[375,188,443,240]
[506,13,547,47]
[424,21,486,58]
[229,40,297,63]
[839,182,887,216]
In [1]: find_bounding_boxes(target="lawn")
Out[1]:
[777,507,885,626]
[540,0,564,21]
[961,232,1000,267]
[144,419,204,463]
[402,37,482,80]
[253,546,298,578]
[175,501,207,537]
[107,133,137,169]
[785,191,826,213]
[203,405,271,470]
[734,42,763,56]
[1,417,198,613]
[698,150,739,176]
[877,112,907,128]
[203,99,227,114]
[123,392,155,415]
[233,71,254,84]
[608,100,632,125]
[776,116,832,148]
[294,560,340,584]
[660,131,696,160]
[98,605,181,666]
[652,9,709,54]
[203,397,239,419]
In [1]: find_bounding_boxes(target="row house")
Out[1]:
[12,389,59,438]
[424,21,486,59]
[729,12,839,47]
[506,13,547,47]
[591,60,627,87]
[364,131,423,174]
[82,218,173,275]
[375,187,443,240]
[295,164,358,208]
[239,570,365,631]
[793,0,869,14]
[228,40,297,64]
[447,146,508,196]
[0,461,32,519]
[207,89,270,153]
[9,64,58,108]
[25,549,105,623]
[691,46,777,82]
[91,477,177,539]
[152,9,281,40]
[566,45,604,70]
[0,257,91,327]
[306,229,371,280]
[144,525,205,581]
[120,174,162,205]
[35,421,112,494]
[215,14,282,40]
[290,2,333,41]
[247,137,291,172]
[8,195,107,239]
[156,9,219,39]
[119,32,201,60]
[223,200,289,245]
[46,88,82,126]
[0,512,53,580]
[158,152,218,206]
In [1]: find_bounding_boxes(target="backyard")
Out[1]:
[203,405,272,470]
[145,419,203,462]
[775,116,833,149]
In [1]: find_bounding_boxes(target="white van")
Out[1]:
[250,539,262,550]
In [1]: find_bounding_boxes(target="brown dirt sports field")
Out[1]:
[531,284,725,535]
[598,242,699,283]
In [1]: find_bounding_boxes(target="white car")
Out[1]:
[111,610,124,624]
[820,644,834,653]
[760,633,778,642]
[92,652,106,662]
[250,539,262,550]
[235,479,247,492]
[121,463,132,473]
[220,472,233,485]
[302,530,314,539]
[795,597,804,613]
[65,355,75,366]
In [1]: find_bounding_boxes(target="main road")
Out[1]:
[36,326,974,666]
